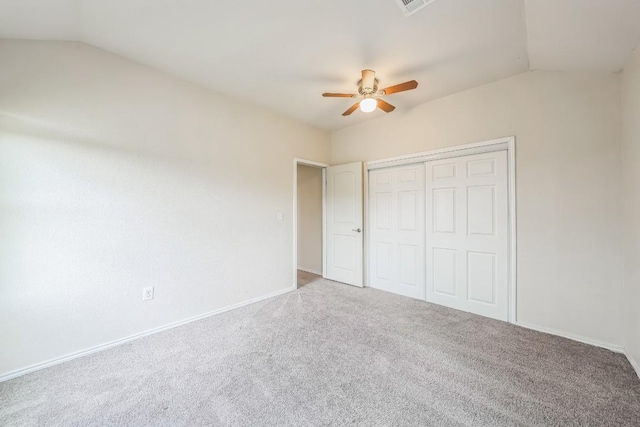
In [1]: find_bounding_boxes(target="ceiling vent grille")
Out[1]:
[395,0,437,16]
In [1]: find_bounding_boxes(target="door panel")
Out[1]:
[433,188,456,233]
[467,186,495,235]
[398,191,417,230]
[467,251,496,304]
[398,244,418,285]
[426,151,508,321]
[326,162,363,287]
[432,248,456,296]
[368,164,425,300]
[375,192,392,229]
[375,242,392,280]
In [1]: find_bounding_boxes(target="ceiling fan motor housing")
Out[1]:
[358,69,378,95]
[358,80,379,95]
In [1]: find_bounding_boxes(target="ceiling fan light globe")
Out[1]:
[360,98,377,113]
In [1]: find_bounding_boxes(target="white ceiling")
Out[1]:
[526,0,640,72]
[1,0,639,130]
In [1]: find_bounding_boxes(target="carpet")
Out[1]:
[1,273,639,426]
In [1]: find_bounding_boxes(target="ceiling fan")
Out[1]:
[322,69,418,116]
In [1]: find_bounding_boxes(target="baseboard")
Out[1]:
[626,352,640,379]
[297,267,322,276]
[515,321,625,354]
[0,286,295,383]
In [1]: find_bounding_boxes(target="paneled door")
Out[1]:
[369,164,425,299]
[426,151,508,321]
[326,162,363,287]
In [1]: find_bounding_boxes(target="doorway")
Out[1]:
[293,159,327,288]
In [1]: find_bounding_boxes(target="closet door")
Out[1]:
[426,151,508,321]
[369,164,425,300]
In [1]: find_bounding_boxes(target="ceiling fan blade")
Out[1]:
[342,102,360,116]
[381,80,418,95]
[377,99,396,113]
[323,93,357,98]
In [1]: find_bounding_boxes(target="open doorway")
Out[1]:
[293,159,327,288]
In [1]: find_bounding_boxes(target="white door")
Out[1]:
[426,151,509,321]
[325,162,363,287]
[369,164,425,299]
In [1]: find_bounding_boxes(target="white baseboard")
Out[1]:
[297,267,322,276]
[515,321,625,353]
[626,352,640,379]
[0,286,295,383]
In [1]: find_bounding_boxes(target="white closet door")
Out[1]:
[326,162,363,287]
[369,164,425,300]
[426,151,508,321]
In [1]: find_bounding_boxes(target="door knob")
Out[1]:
[352,228,361,233]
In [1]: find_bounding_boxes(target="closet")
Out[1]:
[368,150,509,321]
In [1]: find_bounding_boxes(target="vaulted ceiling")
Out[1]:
[1,0,639,130]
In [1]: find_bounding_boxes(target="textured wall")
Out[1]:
[0,40,331,376]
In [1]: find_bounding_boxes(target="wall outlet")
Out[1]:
[142,286,154,301]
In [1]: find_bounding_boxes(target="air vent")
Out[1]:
[394,0,437,16]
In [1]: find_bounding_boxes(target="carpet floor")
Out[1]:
[1,272,639,426]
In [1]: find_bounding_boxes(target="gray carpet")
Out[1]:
[1,272,640,426]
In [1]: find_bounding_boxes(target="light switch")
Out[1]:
[276,211,284,221]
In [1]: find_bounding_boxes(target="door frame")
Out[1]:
[293,158,329,289]
[364,136,517,323]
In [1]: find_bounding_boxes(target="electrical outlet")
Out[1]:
[142,286,154,301]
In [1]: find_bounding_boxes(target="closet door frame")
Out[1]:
[364,136,517,324]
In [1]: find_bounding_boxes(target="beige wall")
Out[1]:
[0,40,331,377]
[622,47,640,373]
[332,70,623,348]
[297,165,323,274]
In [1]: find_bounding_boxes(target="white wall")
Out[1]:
[296,165,323,274]
[0,40,331,377]
[332,70,624,348]
[622,47,640,373]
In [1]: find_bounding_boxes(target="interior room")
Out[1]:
[1,0,639,425]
